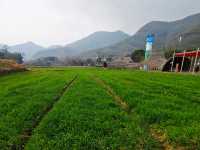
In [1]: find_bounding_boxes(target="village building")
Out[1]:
[108,56,142,69]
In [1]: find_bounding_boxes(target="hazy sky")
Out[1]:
[0,0,200,47]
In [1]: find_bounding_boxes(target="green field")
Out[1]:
[0,68,200,150]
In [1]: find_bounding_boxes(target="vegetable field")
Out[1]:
[0,68,200,150]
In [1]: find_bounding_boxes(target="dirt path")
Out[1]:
[12,75,78,150]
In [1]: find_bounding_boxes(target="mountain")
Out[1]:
[0,44,4,48]
[81,13,200,58]
[0,44,7,49]
[33,46,76,59]
[47,45,63,49]
[166,24,200,49]
[8,42,44,60]
[67,31,130,51]
[33,31,130,59]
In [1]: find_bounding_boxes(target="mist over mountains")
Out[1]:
[0,42,44,60]
[33,31,130,59]
[2,13,200,61]
[8,42,44,60]
[81,13,200,58]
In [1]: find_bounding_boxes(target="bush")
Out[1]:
[131,49,145,62]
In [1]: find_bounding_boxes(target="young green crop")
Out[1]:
[26,73,158,149]
[0,69,76,149]
[95,69,200,149]
[1,68,200,149]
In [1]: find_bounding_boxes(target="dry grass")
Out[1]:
[0,59,26,74]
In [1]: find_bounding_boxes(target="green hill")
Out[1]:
[33,31,130,59]
[81,13,200,58]
[167,24,200,49]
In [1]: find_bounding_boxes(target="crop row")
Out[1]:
[1,68,200,149]
[0,69,76,149]
[25,73,159,149]
[95,69,200,149]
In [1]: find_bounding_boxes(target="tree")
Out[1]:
[131,49,145,62]
[13,53,23,64]
[0,46,23,64]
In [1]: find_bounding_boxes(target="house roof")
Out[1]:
[176,50,200,57]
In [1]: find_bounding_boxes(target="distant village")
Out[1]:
[1,43,200,74]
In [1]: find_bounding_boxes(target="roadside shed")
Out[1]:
[162,49,200,72]
[162,57,191,72]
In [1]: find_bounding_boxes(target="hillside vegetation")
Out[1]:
[81,13,200,58]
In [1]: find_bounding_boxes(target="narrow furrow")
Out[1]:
[93,75,179,149]
[93,75,131,113]
[150,128,174,150]
[26,75,141,149]
[93,76,146,149]
[12,75,78,150]
[150,128,186,150]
